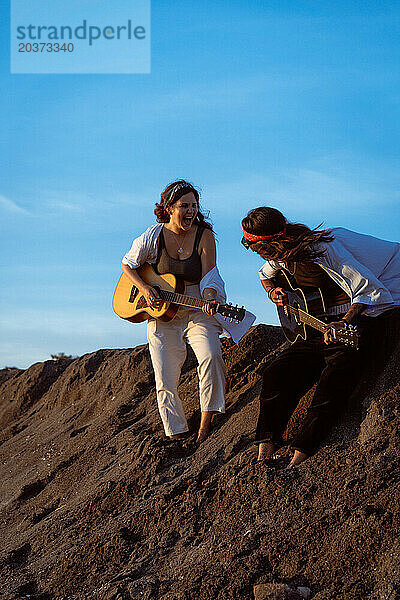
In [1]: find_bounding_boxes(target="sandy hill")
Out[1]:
[0,321,399,600]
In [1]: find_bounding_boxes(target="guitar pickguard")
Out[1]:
[284,302,300,323]
[136,296,147,309]
[279,290,308,343]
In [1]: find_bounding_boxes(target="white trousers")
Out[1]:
[147,308,226,436]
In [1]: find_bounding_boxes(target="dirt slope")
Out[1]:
[0,322,399,600]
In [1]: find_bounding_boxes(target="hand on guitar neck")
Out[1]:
[323,303,365,345]
[201,287,219,316]
[322,320,349,345]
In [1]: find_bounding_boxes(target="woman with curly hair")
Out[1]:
[242,207,400,467]
[121,180,226,443]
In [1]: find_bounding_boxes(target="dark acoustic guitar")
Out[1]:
[113,263,246,323]
[271,270,359,349]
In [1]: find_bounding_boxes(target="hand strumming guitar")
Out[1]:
[261,279,288,306]
[267,287,288,306]
[141,284,163,310]
[121,263,164,310]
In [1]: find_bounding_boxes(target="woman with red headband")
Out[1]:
[121,180,226,443]
[242,207,400,467]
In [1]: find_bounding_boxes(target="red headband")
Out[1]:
[242,223,286,242]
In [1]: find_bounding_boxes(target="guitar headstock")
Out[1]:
[218,303,246,322]
[336,324,359,349]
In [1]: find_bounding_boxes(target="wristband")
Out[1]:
[267,287,276,299]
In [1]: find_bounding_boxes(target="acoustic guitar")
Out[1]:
[113,263,246,323]
[271,270,359,349]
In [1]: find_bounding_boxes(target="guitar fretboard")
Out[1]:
[158,289,207,309]
[287,304,326,332]
[137,285,245,322]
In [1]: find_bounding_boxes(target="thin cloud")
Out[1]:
[0,194,29,214]
[40,190,92,213]
[50,200,85,212]
[38,190,150,214]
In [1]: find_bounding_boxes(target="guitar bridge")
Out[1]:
[129,286,139,303]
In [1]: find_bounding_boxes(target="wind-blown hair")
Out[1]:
[242,207,334,262]
[154,180,213,231]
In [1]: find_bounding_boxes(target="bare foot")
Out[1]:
[196,411,214,443]
[257,442,277,462]
[287,450,308,468]
[196,428,210,443]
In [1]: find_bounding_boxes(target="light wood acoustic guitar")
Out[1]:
[271,270,359,349]
[113,263,246,324]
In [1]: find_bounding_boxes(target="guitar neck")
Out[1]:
[158,289,206,309]
[287,304,326,333]
[155,287,245,322]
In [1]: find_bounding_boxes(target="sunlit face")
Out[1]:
[168,192,198,230]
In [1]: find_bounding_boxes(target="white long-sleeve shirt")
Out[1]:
[122,224,163,268]
[258,227,400,317]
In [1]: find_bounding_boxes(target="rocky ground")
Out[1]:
[0,320,399,600]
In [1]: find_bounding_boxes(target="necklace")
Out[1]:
[169,228,188,255]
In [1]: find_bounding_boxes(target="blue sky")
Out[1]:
[1,1,399,368]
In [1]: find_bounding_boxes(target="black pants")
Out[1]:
[255,315,381,455]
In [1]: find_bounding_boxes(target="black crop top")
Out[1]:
[155,226,205,283]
